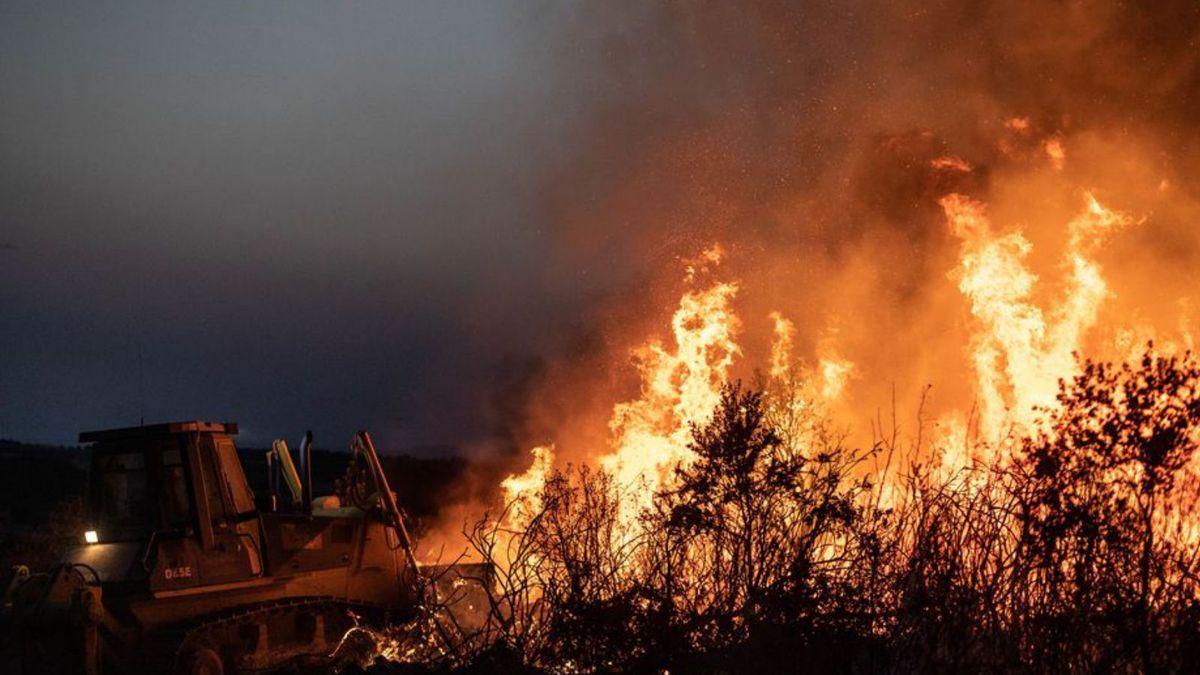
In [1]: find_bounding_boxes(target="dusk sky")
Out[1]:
[0,3,625,450]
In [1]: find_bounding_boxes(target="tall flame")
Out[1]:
[496,146,1141,542]
[941,191,1131,447]
[500,444,554,532]
[768,311,796,381]
[600,271,740,527]
[498,250,740,534]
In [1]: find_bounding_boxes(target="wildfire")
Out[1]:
[500,444,554,531]
[499,189,1135,521]
[599,270,740,529]
[498,183,1137,536]
[493,122,1172,559]
[496,249,740,537]
[940,191,1132,449]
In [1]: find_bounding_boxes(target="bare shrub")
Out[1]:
[1009,349,1200,673]
[443,347,1200,674]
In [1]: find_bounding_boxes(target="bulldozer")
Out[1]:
[0,420,478,674]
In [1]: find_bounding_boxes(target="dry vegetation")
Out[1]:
[380,348,1200,674]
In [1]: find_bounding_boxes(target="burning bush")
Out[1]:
[403,346,1200,674]
[1008,349,1200,672]
[641,382,876,671]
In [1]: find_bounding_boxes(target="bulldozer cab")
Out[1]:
[79,421,263,591]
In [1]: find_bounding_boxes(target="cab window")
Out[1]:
[96,451,149,534]
[161,447,190,529]
[215,438,255,514]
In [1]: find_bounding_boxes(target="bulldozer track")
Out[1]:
[172,595,403,673]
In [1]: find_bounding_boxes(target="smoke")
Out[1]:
[488,0,1200,469]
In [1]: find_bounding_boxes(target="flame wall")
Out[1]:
[488,1,1200,469]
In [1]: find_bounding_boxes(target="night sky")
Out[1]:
[0,3,618,450]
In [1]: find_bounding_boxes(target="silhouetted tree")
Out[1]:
[440,348,1200,675]
[1013,348,1200,673]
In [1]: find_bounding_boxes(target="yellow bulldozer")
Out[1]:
[0,421,482,673]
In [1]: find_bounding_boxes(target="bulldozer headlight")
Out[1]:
[84,530,99,544]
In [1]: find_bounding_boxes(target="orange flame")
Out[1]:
[498,251,741,535]
[500,444,554,532]
[940,191,1132,450]
[768,311,796,381]
[600,271,740,528]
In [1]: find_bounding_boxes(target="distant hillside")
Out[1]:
[0,440,88,525]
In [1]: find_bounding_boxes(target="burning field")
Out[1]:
[355,2,1200,673]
